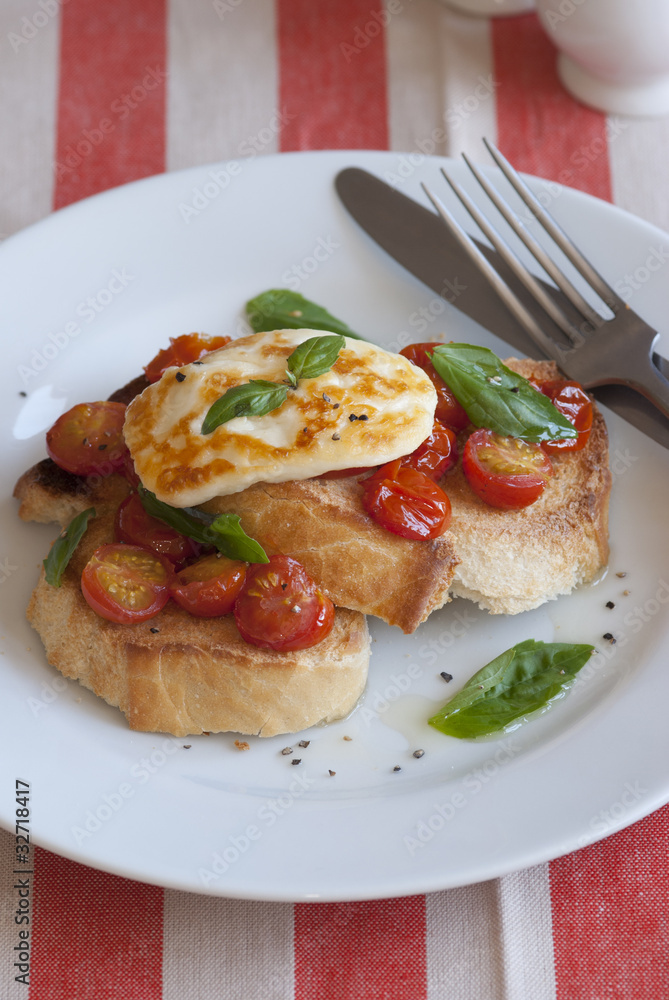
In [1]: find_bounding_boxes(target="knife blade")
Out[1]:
[335,167,669,449]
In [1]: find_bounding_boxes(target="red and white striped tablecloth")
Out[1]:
[2,1,669,997]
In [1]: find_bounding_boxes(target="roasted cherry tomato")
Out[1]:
[234,554,334,651]
[401,420,457,480]
[170,553,246,617]
[361,458,451,539]
[537,379,593,453]
[462,429,553,510]
[122,450,141,488]
[81,543,172,624]
[46,401,129,477]
[400,343,469,431]
[144,333,232,383]
[115,493,199,565]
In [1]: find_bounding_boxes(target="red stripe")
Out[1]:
[492,14,612,200]
[549,805,669,999]
[29,847,163,999]
[54,0,166,210]
[294,897,427,1000]
[276,0,389,151]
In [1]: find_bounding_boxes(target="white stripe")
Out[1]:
[608,115,669,232]
[166,0,278,171]
[426,881,504,999]
[0,829,32,999]
[498,864,557,1000]
[386,0,496,161]
[162,890,294,1000]
[0,1,57,236]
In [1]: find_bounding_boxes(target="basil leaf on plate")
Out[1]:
[246,289,365,340]
[428,639,594,739]
[43,507,96,587]
[286,334,345,382]
[430,344,577,443]
[201,380,288,434]
[138,488,268,563]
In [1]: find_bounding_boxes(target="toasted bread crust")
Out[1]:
[446,359,611,613]
[26,509,370,737]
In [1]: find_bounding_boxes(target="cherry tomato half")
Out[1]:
[46,401,129,477]
[234,554,334,651]
[170,553,247,617]
[400,343,469,431]
[81,543,172,624]
[537,379,593,453]
[115,493,199,565]
[361,459,451,539]
[144,333,232,383]
[401,420,457,480]
[462,429,553,510]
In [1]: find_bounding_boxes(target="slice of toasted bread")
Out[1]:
[24,504,370,738]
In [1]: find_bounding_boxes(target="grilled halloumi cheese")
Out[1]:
[123,329,437,506]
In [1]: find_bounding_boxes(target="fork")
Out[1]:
[421,139,669,420]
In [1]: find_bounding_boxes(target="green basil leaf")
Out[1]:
[428,639,594,739]
[138,488,269,564]
[43,507,96,587]
[287,334,345,381]
[246,289,365,341]
[201,380,288,434]
[430,344,577,442]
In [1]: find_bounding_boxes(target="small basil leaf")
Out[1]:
[201,380,288,434]
[138,488,269,564]
[430,344,577,442]
[246,289,365,340]
[285,368,298,388]
[43,507,96,587]
[287,334,345,382]
[428,639,594,739]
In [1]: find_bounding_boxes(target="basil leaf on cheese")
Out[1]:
[428,639,594,739]
[201,380,288,434]
[430,344,577,443]
[286,334,345,382]
[43,507,96,587]
[246,290,365,341]
[139,488,269,563]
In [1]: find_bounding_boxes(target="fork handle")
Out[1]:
[622,359,669,421]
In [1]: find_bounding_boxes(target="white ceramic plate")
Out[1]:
[2,151,668,901]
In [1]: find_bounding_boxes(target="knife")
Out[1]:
[335,167,669,449]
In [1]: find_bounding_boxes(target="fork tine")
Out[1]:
[482,138,621,312]
[461,153,603,332]
[437,169,584,347]
[420,182,568,364]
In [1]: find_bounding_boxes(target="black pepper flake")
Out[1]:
[281,747,292,755]
[303,427,308,433]
[291,758,301,765]
[175,371,186,382]
[19,391,27,397]
[510,386,520,393]
[413,749,425,759]
[332,432,341,441]
[440,671,453,683]
[82,438,88,445]
[358,414,368,421]
[349,413,358,422]
[322,393,331,402]
[298,740,310,748]
[98,443,107,451]
[183,745,192,749]
[606,600,615,609]
[193,360,203,365]
[328,769,336,777]
[603,632,616,644]
[332,403,340,409]
[150,627,160,633]
[392,765,402,773]
[281,582,287,590]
